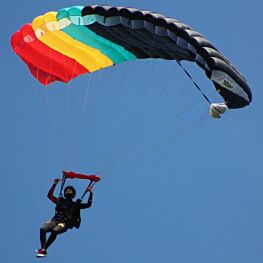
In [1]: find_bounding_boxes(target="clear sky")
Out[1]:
[1,0,263,262]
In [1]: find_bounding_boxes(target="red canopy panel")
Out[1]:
[11,24,89,85]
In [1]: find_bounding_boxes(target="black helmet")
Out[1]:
[64,186,76,199]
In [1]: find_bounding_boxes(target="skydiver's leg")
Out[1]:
[40,221,56,249]
[45,232,57,250]
[45,222,68,250]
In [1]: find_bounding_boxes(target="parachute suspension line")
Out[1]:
[104,110,210,177]
[82,74,92,111]
[58,174,95,200]
[102,102,205,177]
[44,89,58,145]
[99,63,201,176]
[58,171,100,200]
[163,90,216,128]
[96,63,166,175]
[44,89,70,170]
[95,63,130,171]
[59,174,67,198]
[73,74,92,158]
[140,64,204,128]
[97,61,214,177]
[80,180,97,201]
[44,48,59,146]
[97,67,200,177]
[95,64,148,173]
[132,64,181,124]
[100,70,213,176]
[59,53,79,170]
[62,79,73,170]
[177,60,211,104]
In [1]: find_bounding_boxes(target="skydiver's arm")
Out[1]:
[47,183,59,204]
[79,192,93,209]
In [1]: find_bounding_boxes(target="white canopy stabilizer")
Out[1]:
[209,103,228,118]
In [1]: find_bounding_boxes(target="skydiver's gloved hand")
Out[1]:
[53,178,61,185]
[86,186,93,193]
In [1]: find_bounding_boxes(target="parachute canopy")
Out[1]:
[11,5,252,109]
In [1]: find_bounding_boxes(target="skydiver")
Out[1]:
[36,178,94,258]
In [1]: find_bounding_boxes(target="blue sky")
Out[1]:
[1,0,263,262]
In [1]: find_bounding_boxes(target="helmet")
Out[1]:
[64,186,76,199]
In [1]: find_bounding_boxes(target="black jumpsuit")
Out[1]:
[40,183,93,250]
